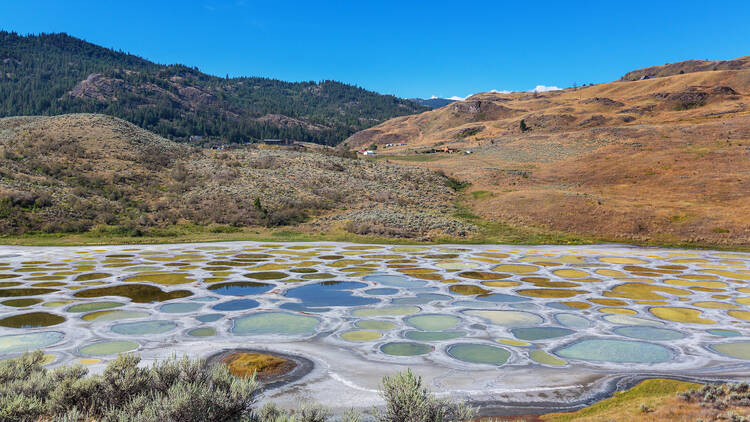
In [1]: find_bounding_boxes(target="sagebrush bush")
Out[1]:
[0,352,479,422]
[377,369,477,422]
[0,351,259,422]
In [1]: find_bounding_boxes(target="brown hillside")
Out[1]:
[0,114,470,240]
[621,56,750,81]
[344,58,750,247]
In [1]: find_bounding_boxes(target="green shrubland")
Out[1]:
[0,352,477,422]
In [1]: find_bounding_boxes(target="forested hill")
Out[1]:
[0,31,428,145]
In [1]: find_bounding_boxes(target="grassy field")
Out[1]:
[0,220,590,247]
[540,378,750,422]
[541,379,699,422]
[2,213,748,251]
[343,67,750,250]
[1,175,748,250]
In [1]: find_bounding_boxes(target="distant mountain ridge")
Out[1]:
[0,31,428,145]
[409,97,457,109]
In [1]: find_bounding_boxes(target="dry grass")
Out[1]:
[221,353,293,379]
[344,65,750,248]
[542,379,750,422]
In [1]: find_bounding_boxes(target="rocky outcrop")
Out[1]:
[448,100,519,121]
[69,73,126,101]
[256,114,327,132]
[621,56,750,80]
[582,97,624,108]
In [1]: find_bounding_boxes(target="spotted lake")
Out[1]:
[1,242,749,409]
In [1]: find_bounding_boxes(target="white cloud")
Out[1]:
[447,95,466,101]
[430,95,438,99]
[490,89,511,94]
[530,85,561,93]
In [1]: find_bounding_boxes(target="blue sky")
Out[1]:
[1,0,749,99]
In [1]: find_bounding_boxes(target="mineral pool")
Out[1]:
[1,242,749,408]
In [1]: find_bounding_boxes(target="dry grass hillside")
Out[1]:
[344,58,750,247]
[0,114,472,240]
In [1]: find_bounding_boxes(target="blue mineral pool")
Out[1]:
[282,281,378,312]
[554,313,591,328]
[364,288,398,296]
[212,299,259,311]
[364,275,426,288]
[477,293,529,303]
[612,326,686,341]
[707,329,742,337]
[392,293,451,305]
[195,313,223,323]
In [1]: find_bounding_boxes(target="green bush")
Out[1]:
[0,353,477,422]
[377,369,477,422]
[0,351,259,422]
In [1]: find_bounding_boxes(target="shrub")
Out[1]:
[1,354,477,422]
[519,119,529,132]
[377,369,477,422]
[0,352,259,422]
[249,156,279,169]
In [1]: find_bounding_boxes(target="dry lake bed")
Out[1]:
[1,242,749,411]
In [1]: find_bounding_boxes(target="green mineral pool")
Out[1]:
[530,350,567,366]
[356,320,396,330]
[511,327,575,341]
[81,310,150,322]
[110,320,177,335]
[159,303,204,313]
[380,342,432,356]
[554,338,673,363]
[341,330,382,342]
[710,342,750,360]
[187,327,217,337]
[79,340,139,356]
[405,314,460,331]
[0,331,64,354]
[405,331,465,341]
[612,326,686,341]
[232,312,319,335]
[464,310,544,327]
[0,312,66,328]
[446,343,511,365]
[352,306,420,317]
[554,313,591,328]
[67,302,123,313]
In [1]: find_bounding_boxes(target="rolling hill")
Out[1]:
[0,31,428,145]
[0,114,471,240]
[344,57,750,247]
